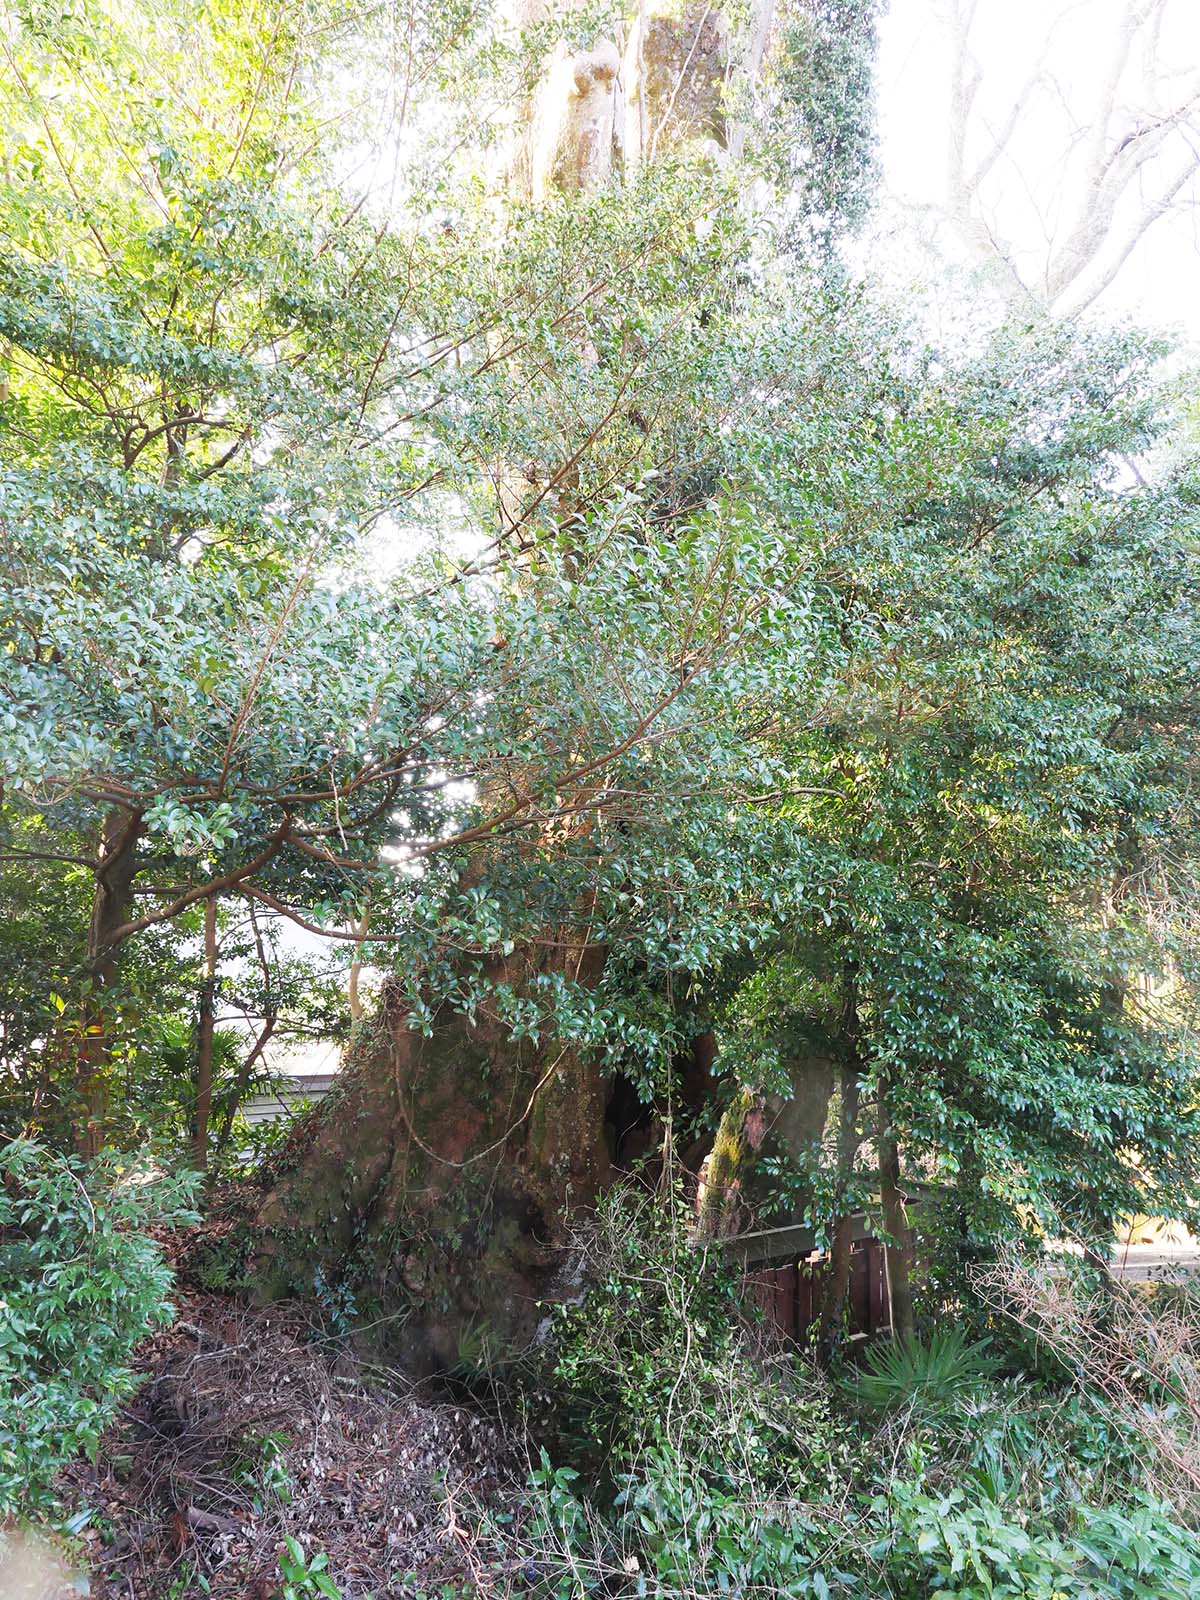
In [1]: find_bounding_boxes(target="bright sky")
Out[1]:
[874,0,1200,338]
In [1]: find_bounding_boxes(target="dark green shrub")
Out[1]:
[538,1184,855,1499]
[873,1473,1200,1600]
[523,1184,861,1599]
[0,1138,197,1516]
[1072,1493,1200,1598]
[522,1191,1200,1600]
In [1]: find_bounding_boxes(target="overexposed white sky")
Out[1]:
[875,0,1200,336]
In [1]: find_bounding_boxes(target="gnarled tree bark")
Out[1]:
[255,947,612,1372]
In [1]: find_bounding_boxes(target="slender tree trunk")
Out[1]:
[817,1066,861,1364]
[347,907,370,1030]
[212,1014,277,1164]
[816,962,862,1363]
[877,1083,916,1342]
[212,902,278,1161]
[75,806,142,1158]
[192,895,218,1173]
[1099,853,1133,1018]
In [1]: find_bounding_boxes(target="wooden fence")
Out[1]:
[724,1213,895,1343]
[746,1237,890,1341]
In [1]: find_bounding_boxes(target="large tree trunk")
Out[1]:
[255,0,778,1370]
[75,806,142,1158]
[513,0,757,195]
[255,952,612,1373]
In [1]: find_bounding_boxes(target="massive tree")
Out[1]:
[252,0,897,1367]
[0,0,886,1349]
[4,0,1200,1372]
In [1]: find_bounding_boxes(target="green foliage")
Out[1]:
[524,1186,862,1599]
[522,1190,1200,1600]
[872,1475,1200,1600]
[871,1473,1075,1600]
[6,2,1200,1595]
[775,0,882,238]
[539,1187,854,1498]
[525,1374,1200,1600]
[234,1431,293,1513]
[714,320,1200,1278]
[1072,1495,1200,1598]
[5,0,1199,1277]
[278,1536,341,1600]
[850,1328,1001,1418]
[0,819,349,1162]
[311,1266,358,1341]
[0,1138,197,1517]
[210,1107,301,1182]
[529,1445,841,1600]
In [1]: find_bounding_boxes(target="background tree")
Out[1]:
[717,320,1200,1328]
[886,0,1200,315]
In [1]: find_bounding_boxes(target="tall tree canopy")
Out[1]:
[2,0,1199,1366]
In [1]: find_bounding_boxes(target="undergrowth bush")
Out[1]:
[527,1446,845,1600]
[976,1253,1200,1508]
[0,1137,197,1517]
[848,1326,1001,1419]
[870,1471,1200,1599]
[521,1186,859,1596]
[515,1184,1200,1600]
[536,1185,857,1500]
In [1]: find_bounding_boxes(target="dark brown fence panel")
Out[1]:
[746,1240,890,1343]
[849,1238,889,1336]
[748,1263,797,1337]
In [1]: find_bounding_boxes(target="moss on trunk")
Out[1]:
[254,973,611,1373]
